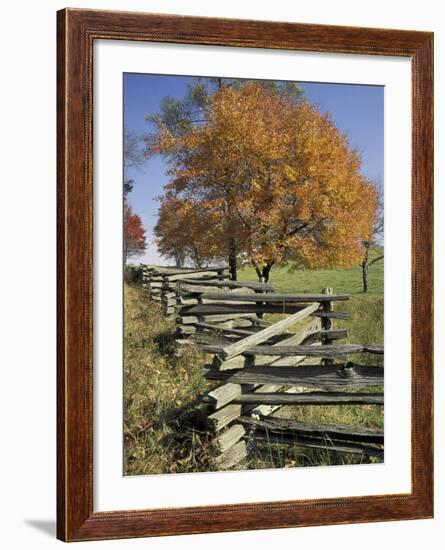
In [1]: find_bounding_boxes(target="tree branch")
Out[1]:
[369,254,384,265]
[286,221,309,237]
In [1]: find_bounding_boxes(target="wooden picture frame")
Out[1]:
[57,8,433,542]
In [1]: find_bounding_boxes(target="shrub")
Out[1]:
[125,263,144,285]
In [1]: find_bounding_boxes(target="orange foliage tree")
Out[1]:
[124,202,147,262]
[154,196,223,268]
[149,82,377,282]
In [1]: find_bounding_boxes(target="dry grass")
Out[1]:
[124,284,217,475]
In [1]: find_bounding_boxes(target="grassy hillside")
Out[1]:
[124,285,216,475]
[124,251,384,475]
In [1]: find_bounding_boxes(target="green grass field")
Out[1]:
[124,250,384,475]
[238,247,384,295]
[238,247,384,361]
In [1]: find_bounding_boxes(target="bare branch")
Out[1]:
[369,254,384,265]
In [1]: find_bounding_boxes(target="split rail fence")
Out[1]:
[141,264,384,470]
[142,265,230,316]
[176,287,384,469]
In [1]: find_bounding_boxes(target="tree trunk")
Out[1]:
[261,263,273,283]
[362,260,369,292]
[174,250,185,267]
[251,260,263,283]
[192,248,203,269]
[361,244,370,293]
[228,239,237,281]
[251,260,273,283]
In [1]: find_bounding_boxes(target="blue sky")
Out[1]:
[123,73,384,265]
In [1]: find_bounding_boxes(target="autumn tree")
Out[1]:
[360,180,384,292]
[154,196,223,267]
[124,202,146,262]
[146,78,303,139]
[146,78,302,279]
[148,82,377,282]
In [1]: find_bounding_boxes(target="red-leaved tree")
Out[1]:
[124,202,146,262]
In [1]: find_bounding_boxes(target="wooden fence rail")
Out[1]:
[141,265,275,320]
[204,363,384,387]
[141,266,384,469]
[173,284,383,468]
[238,416,384,444]
[177,303,350,318]
[142,265,229,316]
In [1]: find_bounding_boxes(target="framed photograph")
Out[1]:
[57,8,433,542]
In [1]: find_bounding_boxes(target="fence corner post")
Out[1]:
[321,287,334,364]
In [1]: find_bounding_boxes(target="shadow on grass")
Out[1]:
[152,327,179,361]
[156,397,217,473]
[246,437,379,470]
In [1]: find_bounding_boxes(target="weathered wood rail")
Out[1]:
[141,266,384,470]
[229,392,384,405]
[141,265,274,325]
[178,303,350,318]
[204,363,384,387]
[203,344,384,359]
[142,265,229,316]
[173,284,384,469]
[238,417,384,444]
